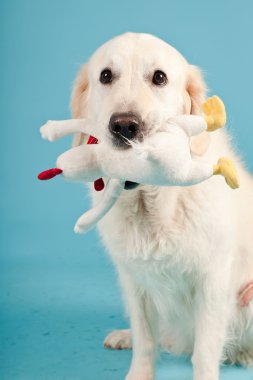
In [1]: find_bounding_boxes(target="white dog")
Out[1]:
[67,33,253,379]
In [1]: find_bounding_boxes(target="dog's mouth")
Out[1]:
[89,135,140,191]
[110,132,144,150]
[124,181,139,190]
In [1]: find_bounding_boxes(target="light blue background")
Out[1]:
[1,1,253,379]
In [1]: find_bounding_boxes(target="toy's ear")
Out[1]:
[71,63,89,147]
[186,65,210,156]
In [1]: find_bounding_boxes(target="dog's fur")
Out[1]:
[71,33,253,380]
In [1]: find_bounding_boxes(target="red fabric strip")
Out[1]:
[86,135,104,191]
[38,168,63,180]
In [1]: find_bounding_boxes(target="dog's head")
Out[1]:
[71,32,209,154]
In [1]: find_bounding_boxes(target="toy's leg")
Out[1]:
[40,119,93,142]
[183,161,214,186]
[74,179,124,233]
[186,158,239,189]
[213,157,239,189]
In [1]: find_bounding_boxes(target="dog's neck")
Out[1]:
[99,183,208,264]
[117,184,200,232]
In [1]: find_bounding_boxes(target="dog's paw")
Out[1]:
[104,329,132,350]
[125,365,154,380]
[226,349,253,367]
[40,121,59,142]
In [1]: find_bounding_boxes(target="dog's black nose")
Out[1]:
[109,112,141,146]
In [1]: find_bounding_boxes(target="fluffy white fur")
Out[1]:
[68,33,253,379]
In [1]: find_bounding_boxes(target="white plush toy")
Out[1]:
[38,96,239,233]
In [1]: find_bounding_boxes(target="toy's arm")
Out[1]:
[168,115,207,137]
[167,96,227,136]
[40,118,94,142]
[74,179,125,233]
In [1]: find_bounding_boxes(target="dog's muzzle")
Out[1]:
[109,112,142,189]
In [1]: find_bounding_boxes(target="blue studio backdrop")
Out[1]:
[1,1,253,379]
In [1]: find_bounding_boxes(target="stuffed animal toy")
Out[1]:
[38,96,239,233]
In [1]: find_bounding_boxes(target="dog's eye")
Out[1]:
[100,69,113,84]
[152,70,167,86]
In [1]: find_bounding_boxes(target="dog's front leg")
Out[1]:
[192,271,232,380]
[118,266,157,380]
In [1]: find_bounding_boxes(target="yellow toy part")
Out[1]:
[202,95,226,132]
[213,157,239,189]
[201,95,239,189]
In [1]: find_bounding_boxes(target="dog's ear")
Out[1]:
[186,65,210,156]
[71,64,89,147]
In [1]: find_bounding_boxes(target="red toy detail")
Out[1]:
[87,135,105,191]
[87,135,98,144]
[38,168,63,180]
[94,178,105,191]
[37,135,104,190]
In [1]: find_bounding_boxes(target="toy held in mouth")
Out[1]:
[38,96,239,233]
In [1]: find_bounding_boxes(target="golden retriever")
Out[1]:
[70,33,253,380]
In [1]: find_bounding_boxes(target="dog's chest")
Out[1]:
[97,185,228,352]
[98,185,215,268]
